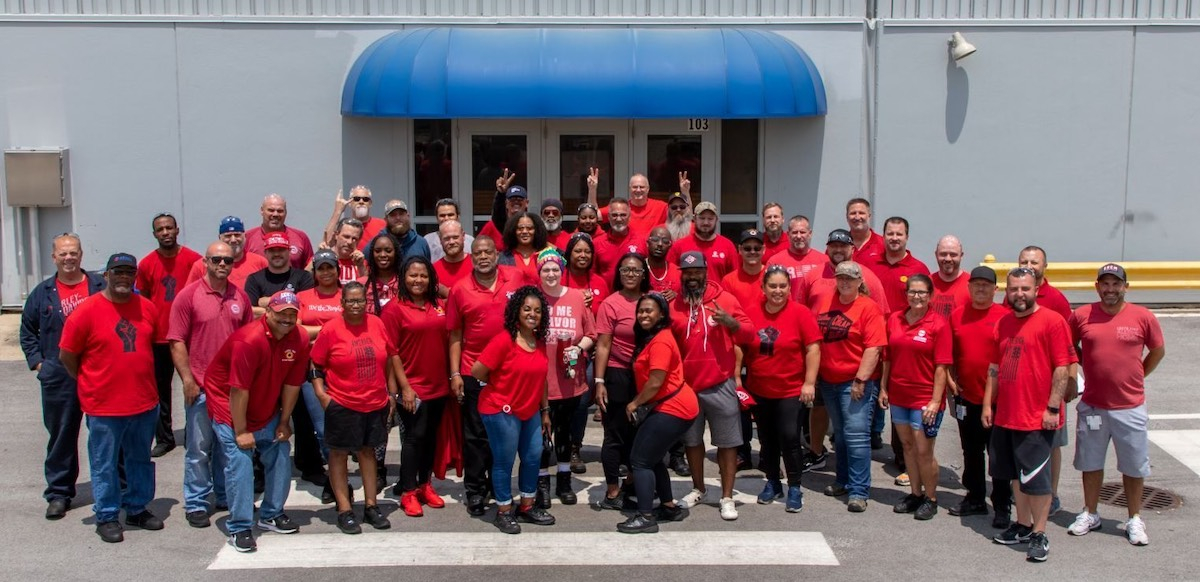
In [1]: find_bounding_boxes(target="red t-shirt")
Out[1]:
[851,230,885,263]
[885,309,953,410]
[761,234,789,261]
[1069,303,1164,410]
[296,288,343,327]
[720,268,765,313]
[166,278,253,387]
[204,318,310,432]
[138,246,202,343]
[185,253,269,291]
[434,256,473,290]
[802,262,892,315]
[564,270,609,315]
[477,334,549,421]
[992,307,1076,431]
[245,225,314,271]
[815,293,887,384]
[546,229,572,253]
[311,315,393,413]
[867,251,931,318]
[478,221,505,252]
[57,278,90,319]
[357,217,387,251]
[1018,280,1072,321]
[358,274,400,312]
[382,298,451,400]
[647,261,681,297]
[742,300,822,399]
[766,247,828,291]
[949,303,1007,405]
[596,292,638,370]
[59,294,159,416]
[602,199,668,238]
[593,230,647,283]
[633,329,699,420]
[930,273,971,319]
[668,283,755,390]
[337,258,361,285]
[543,289,596,400]
[667,235,740,281]
[445,268,526,374]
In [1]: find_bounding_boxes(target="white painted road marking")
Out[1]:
[1149,414,1200,420]
[1148,430,1200,477]
[209,531,839,569]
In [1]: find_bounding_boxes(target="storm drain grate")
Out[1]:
[1098,482,1182,511]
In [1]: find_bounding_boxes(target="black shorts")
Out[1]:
[990,426,1055,495]
[325,400,389,451]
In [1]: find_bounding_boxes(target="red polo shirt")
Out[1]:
[546,229,572,253]
[60,294,160,417]
[761,233,789,261]
[852,230,885,262]
[434,256,473,290]
[668,234,740,281]
[564,270,610,315]
[245,225,314,271]
[185,253,268,291]
[446,267,527,374]
[382,297,451,400]
[594,229,647,283]
[949,302,1007,405]
[138,246,202,343]
[311,314,393,413]
[204,318,309,432]
[930,273,971,319]
[356,217,387,251]
[885,309,953,410]
[476,334,549,421]
[867,251,931,316]
[166,277,253,387]
[992,307,1076,431]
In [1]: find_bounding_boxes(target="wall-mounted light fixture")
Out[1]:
[949,32,977,61]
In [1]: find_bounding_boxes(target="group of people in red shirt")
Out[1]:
[23,174,1166,562]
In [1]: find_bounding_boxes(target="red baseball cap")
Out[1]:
[265,232,290,250]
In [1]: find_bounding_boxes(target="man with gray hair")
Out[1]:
[245,194,314,270]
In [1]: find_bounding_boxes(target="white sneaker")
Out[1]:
[1125,515,1149,546]
[719,497,738,521]
[679,488,709,509]
[1067,511,1102,536]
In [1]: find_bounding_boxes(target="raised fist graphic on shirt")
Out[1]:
[115,318,137,353]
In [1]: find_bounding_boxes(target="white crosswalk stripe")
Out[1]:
[1148,429,1200,477]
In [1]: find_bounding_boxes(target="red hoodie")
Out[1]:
[669,280,755,391]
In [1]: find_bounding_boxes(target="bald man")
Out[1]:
[930,235,971,318]
[245,194,314,270]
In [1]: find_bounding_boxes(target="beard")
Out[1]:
[667,214,693,241]
[684,282,704,302]
[353,206,370,219]
[543,217,561,232]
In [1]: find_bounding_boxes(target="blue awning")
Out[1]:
[341,28,827,119]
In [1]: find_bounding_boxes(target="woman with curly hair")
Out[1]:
[498,211,549,284]
[617,292,699,534]
[471,285,555,534]
[359,230,402,489]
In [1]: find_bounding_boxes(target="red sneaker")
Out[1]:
[419,482,446,509]
[400,491,424,517]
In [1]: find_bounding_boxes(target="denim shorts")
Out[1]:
[891,404,944,438]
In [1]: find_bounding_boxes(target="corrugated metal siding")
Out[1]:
[878,0,1196,18]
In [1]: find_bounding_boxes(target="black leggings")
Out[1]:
[600,368,637,485]
[629,411,692,514]
[398,396,447,492]
[753,395,809,486]
[540,396,583,470]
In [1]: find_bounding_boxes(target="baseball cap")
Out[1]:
[384,200,408,215]
[834,261,863,279]
[219,216,245,234]
[264,232,290,249]
[827,229,853,246]
[739,229,764,244]
[668,191,689,204]
[105,252,138,272]
[969,266,997,284]
[679,251,707,269]
[1097,262,1127,282]
[694,201,718,216]
[267,290,301,312]
[541,198,564,212]
[506,186,528,200]
[312,249,338,268]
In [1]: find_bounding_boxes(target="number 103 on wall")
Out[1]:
[687,118,710,132]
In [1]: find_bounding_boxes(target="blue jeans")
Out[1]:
[300,382,328,461]
[820,379,877,500]
[86,406,158,523]
[183,393,226,512]
[480,412,543,505]
[215,416,292,534]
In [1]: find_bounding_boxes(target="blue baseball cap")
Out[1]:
[105,253,138,272]
[219,216,245,234]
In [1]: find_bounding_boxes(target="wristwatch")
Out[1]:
[1046,406,1060,414]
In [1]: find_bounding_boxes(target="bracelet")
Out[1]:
[541,406,550,413]
[450,372,462,379]
[594,379,606,384]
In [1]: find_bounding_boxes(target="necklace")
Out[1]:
[648,261,668,282]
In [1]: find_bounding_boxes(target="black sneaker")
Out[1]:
[1026,531,1050,562]
[870,433,883,450]
[893,494,925,514]
[914,498,939,521]
[125,510,164,530]
[802,452,827,473]
[466,494,488,516]
[669,455,691,477]
[993,523,1033,545]
[228,530,256,553]
[555,473,577,505]
[517,505,556,526]
[363,505,391,530]
[185,510,211,528]
[96,521,124,543]
[823,484,849,497]
[337,510,362,535]
[992,508,1012,529]
[949,500,989,517]
[321,483,336,504]
[617,513,659,534]
[596,493,625,511]
[536,476,552,509]
[653,504,689,522]
[150,442,175,458]
[493,508,521,534]
[257,513,299,534]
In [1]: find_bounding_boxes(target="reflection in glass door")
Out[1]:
[546,121,629,226]
[456,121,542,235]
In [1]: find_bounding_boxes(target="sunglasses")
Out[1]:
[208,256,235,265]
[350,196,372,203]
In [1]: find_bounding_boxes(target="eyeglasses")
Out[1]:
[741,246,763,253]
[343,298,367,305]
[208,256,235,265]
[906,289,930,296]
[350,196,372,203]
[1008,267,1036,278]
[619,267,645,275]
